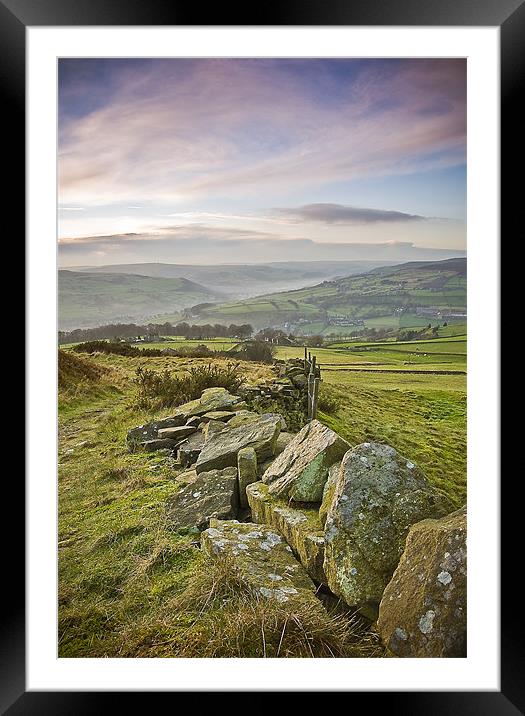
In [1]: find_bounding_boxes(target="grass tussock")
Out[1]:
[151,556,384,658]
[59,349,109,389]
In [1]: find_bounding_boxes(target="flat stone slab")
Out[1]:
[377,507,467,658]
[195,413,282,474]
[262,419,350,502]
[201,520,325,613]
[140,438,177,452]
[174,388,244,419]
[247,481,326,584]
[127,414,186,445]
[227,411,260,428]
[167,467,239,532]
[202,411,236,422]
[323,442,453,611]
[157,425,197,440]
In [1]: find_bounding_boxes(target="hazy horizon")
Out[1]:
[59,58,466,267]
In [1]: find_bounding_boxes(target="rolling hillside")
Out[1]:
[158,258,467,333]
[71,260,399,299]
[58,271,224,330]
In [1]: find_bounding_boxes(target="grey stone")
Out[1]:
[167,467,239,531]
[323,442,454,611]
[201,520,325,614]
[247,481,326,584]
[237,447,258,508]
[377,507,467,657]
[263,420,350,502]
[127,414,186,445]
[178,431,206,467]
[140,438,177,452]
[157,425,197,441]
[195,413,282,474]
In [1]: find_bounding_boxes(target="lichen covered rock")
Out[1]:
[174,387,244,419]
[227,411,260,428]
[319,461,341,527]
[167,467,239,532]
[195,413,282,474]
[323,442,452,613]
[262,420,350,502]
[377,507,467,657]
[247,481,326,584]
[201,519,325,613]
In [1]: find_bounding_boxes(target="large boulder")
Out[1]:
[377,507,467,657]
[323,442,453,614]
[195,413,282,474]
[167,467,239,532]
[127,414,186,445]
[201,519,325,614]
[247,482,326,584]
[262,420,350,502]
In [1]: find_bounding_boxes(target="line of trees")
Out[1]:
[59,322,253,345]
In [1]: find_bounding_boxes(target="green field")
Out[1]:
[58,322,466,657]
[59,271,223,331]
[156,257,467,333]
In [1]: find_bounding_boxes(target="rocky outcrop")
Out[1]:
[201,519,325,614]
[247,481,326,584]
[167,467,239,532]
[377,507,467,657]
[237,447,258,509]
[262,420,350,502]
[195,413,282,474]
[323,442,453,614]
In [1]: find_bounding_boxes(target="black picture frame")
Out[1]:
[8,0,513,711]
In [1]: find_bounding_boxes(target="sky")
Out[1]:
[58,58,466,266]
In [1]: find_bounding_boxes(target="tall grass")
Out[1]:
[133,362,246,410]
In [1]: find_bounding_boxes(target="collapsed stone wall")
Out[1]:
[127,383,466,658]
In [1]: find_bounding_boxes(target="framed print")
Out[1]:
[7,0,515,710]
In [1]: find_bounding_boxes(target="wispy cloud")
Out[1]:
[59,59,466,207]
[274,203,427,224]
[58,224,466,266]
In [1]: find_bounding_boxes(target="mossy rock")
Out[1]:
[247,481,326,584]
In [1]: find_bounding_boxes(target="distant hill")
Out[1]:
[160,258,467,333]
[68,260,400,299]
[58,271,224,330]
